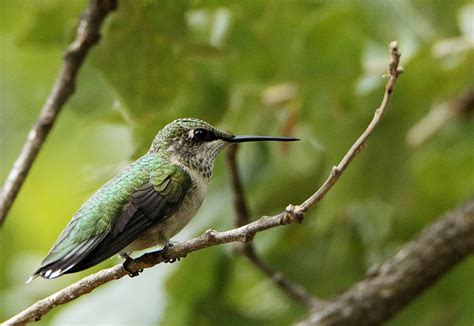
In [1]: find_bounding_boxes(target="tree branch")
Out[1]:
[4,214,318,325]
[294,41,403,215]
[4,42,402,325]
[0,0,117,226]
[226,144,325,310]
[299,198,474,326]
[226,145,252,229]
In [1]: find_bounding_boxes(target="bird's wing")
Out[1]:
[31,163,191,279]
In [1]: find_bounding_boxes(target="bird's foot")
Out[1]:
[122,254,143,277]
[160,241,187,263]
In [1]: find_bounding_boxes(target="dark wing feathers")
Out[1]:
[31,164,191,280]
[32,233,108,279]
[111,203,137,238]
[110,182,159,238]
[68,184,177,273]
[66,211,151,273]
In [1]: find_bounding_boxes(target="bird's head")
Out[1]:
[150,118,298,178]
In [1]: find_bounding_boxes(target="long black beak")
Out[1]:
[230,135,300,143]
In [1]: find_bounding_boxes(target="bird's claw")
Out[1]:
[164,255,187,263]
[127,269,143,278]
[160,242,186,263]
[123,256,143,278]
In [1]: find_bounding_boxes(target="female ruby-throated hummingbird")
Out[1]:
[28,118,298,281]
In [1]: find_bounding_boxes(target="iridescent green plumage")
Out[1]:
[34,155,190,278]
[29,118,298,281]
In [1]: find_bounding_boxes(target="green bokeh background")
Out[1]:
[1,1,473,324]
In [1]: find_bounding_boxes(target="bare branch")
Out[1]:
[299,198,474,326]
[293,41,403,216]
[5,41,403,325]
[226,145,252,228]
[0,0,117,226]
[226,144,324,310]
[3,214,311,325]
[3,266,123,325]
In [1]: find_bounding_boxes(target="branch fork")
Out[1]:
[282,204,305,224]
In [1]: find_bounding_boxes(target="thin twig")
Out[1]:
[5,42,403,325]
[226,145,252,228]
[290,41,403,217]
[298,198,474,326]
[0,0,117,226]
[226,144,325,310]
[2,214,314,325]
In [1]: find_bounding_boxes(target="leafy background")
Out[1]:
[1,0,473,324]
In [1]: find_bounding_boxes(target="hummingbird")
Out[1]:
[28,118,298,281]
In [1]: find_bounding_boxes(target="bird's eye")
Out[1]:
[192,128,216,142]
[192,128,207,141]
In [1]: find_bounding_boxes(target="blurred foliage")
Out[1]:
[1,0,473,325]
